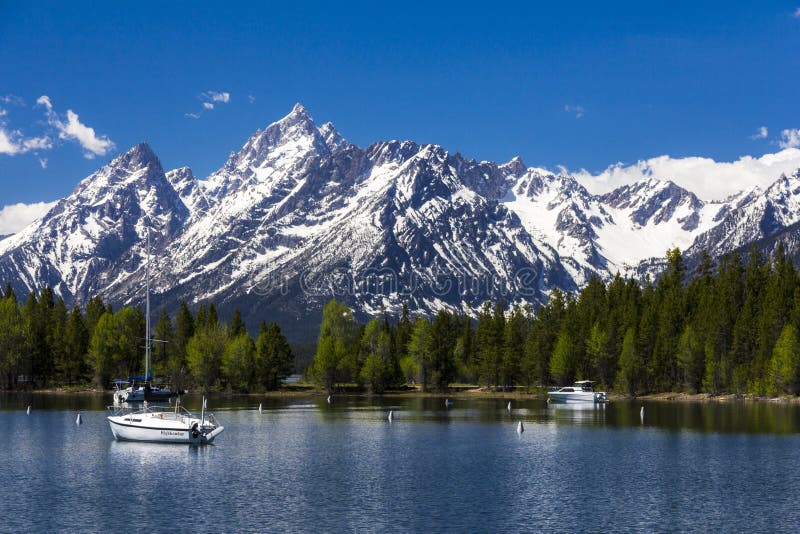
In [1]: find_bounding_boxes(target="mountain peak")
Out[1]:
[281,102,314,126]
[111,141,161,173]
[500,156,527,177]
[319,121,349,152]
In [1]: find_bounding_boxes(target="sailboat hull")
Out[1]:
[107,413,223,444]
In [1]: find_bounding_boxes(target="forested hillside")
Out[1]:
[3,243,800,397]
[0,288,293,392]
[310,245,800,397]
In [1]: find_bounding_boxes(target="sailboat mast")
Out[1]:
[145,224,151,384]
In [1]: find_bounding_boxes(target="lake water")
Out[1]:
[2,394,800,532]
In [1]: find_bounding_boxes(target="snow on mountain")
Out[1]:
[2,104,800,338]
[0,142,189,302]
[141,115,572,332]
[687,169,800,259]
[165,166,208,216]
[501,169,607,286]
[593,178,726,270]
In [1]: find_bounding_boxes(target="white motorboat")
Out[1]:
[108,397,224,444]
[547,380,607,403]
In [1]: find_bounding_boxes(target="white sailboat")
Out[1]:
[107,226,223,444]
[108,396,224,444]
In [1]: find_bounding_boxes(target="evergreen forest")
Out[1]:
[3,245,800,398]
[310,246,800,397]
[0,287,293,392]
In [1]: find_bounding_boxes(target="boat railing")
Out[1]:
[107,403,220,427]
[201,412,220,429]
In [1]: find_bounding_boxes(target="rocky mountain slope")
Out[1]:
[2,104,799,339]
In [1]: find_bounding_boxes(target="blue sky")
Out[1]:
[1,1,799,218]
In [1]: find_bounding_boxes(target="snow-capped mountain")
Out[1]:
[686,170,800,259]
[2,104,800,338]
[0,142,188,303]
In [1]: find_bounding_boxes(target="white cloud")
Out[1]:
[572,148,800,200]
[751,126,768,140]
[248,94,256,104]
[0,201,57,234]
[58,110,115,158]
[779,128,800,149]
[203,91,230,104]
[0,95,24,106]
[37,95,115,158]
[564,104,585,119]
[38,158,47,169]
[36,95,52,110]
[0,128,19,155]
[187,90,232,118]
[0,126,52,155]
[794,7,800,18]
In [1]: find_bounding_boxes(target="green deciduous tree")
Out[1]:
[768,323,800,395]
[310,300,357,393]
[186,322,228,391]
[223,333,256,392]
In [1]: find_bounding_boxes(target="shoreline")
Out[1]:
[5,386,800,403]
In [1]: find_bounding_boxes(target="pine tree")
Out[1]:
[84,296,108,338]
[63,307,89,385]
[453,317,475,384]
[208,303,219,326]
[229,307,246,337]
[49,297,68,385]
[89,312,119,387]
[255,322,294,390]
[502,305,528,390]
[428,310,457,391]
[395,301,412,365]
[525,289,567,386]
[153,309,174,378]
[651,248,685,391]
[677,324,704,392]
[0,295,24,389]
[3,283,14,302]
[636,283,658,393]
[549,329,575,385]
[616,327,642,396]
[170,300,195,391]
[114,307,145,377]
[404,317,432,390]
[194,304,208,331]
[474,302,496,388]
[586,321,611,387]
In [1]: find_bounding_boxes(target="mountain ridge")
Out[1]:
[2,104,800,340]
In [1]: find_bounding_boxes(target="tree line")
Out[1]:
[0,286,293,392]
[310,245,800,397]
